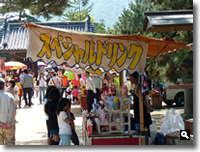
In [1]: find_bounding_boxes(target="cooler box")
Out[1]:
[151,95,162,109]
[164,130,180,145]
[81,97,88,110]
[185,119,193,135]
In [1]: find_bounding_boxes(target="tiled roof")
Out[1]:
[0,18,94,51]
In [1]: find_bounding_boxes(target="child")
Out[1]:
[56,98,72,145]
[68,101,79,145]
[71,86,79,104]
[14,77,22,108]
[14,87,19,122]
[66,86,72,99]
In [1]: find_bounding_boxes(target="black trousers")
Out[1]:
[23,88,32,106]
[73,97,78,102]
[61,87,67,97]
[87,90,95,113]
[94,88,100,103]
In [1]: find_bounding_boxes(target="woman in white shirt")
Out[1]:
[77,74,85,89]
[48,73,62,89]
[37,72,46,104]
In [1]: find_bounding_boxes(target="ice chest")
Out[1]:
[185,119,193,135]
[151,95,162,108]
[164,130,180,145]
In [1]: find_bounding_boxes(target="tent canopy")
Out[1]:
[25,22,190,74]
[5,61,27,70]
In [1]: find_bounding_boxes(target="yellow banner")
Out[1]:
[27,24,148,74]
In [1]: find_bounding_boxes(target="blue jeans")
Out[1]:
[39,86,46,103]
[59,135,71,145]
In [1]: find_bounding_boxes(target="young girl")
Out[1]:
[7,79,19,122]
[56,98,72,145]
[71,86,79,104]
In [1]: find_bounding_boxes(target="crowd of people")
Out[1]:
[0,66,154,145]
[0,66,113,145]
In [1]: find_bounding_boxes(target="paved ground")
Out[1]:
[15,95,184,145]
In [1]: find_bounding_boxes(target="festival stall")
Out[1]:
[24,22,189,145]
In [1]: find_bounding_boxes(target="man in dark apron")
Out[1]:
[129,72,153,136]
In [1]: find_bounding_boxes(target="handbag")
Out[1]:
[36,76,41,86]
[36,80,39,86]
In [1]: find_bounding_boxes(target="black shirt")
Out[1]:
[45,99,59,130]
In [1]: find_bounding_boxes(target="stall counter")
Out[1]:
[82,121,145,145]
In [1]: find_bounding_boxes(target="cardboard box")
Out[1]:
[185,119,193,135]
[151,95,162,109]
[175,139,193,145]
[164,131,180,145]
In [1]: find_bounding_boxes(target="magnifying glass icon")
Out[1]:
[181,131,189,139]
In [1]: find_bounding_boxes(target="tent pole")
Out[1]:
[119,71,123,85]
[139,90,145,145]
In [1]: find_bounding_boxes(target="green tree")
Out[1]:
[0,0,89,20]
[114,0,160,35]
[61,1,106,34]
[145,0,193,42]
[148,0,193,10]
[61,0,93,21]
[94,19,106,33]
[0,53,13,62]
[145,0,193,83]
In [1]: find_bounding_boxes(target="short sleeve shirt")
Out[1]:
[57,111,72,135]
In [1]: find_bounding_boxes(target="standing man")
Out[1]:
[21,69,34,107]
[85,71,96,113]
[92,76,102,104]
[0,78,15,145]
[37,71,46,104]
[129,72,153,136]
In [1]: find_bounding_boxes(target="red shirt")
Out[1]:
[72,89,79,97]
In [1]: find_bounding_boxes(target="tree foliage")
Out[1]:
[114,0,161,35]
[114,0,193,83]
[148,0,193,10]
[0,0,89,20]
[0,53,13,62]
[61,0,106,34]
[61,0,93,21]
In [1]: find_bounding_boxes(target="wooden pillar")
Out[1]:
[31,62,38,77]
[119,71,123,85]
[139,91,144,133]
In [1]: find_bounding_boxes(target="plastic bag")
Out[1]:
[160,108,184,135]
[150,119,157,142]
